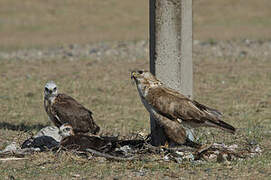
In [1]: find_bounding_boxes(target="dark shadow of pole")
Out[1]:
[0,122,47,132]
[149,0,167,146]
[149,0,156,76]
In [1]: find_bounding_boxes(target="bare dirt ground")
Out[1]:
[0,0,271,179]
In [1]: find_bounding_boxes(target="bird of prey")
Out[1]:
[131,70,235,144]
[59,124,144,151]
[59,124,111,151]
[43,81,100,135]
[59,124,139,160]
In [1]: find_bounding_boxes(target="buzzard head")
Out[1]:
[59,124,75,138]
[44,81,58,100]
[131,70,161,96]
[131,70,149,95]
[131,70,159,84]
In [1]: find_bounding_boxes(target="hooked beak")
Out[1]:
[131,71,136,80]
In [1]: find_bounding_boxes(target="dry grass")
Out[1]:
[0,55,270,179]
[0,0,148,50]
[0,0,271,50]
[0,0,271,179]
[194,0,271,40]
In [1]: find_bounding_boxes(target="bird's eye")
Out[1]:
[138,70,143,74]
[45,87,49,91]
[65,128,71,132]
[53,87,57,91]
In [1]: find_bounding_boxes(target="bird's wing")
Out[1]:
[145,86,235,133]
[162,86,222,117]
[145,87,203,121]
[61,135,110,151]
[52,94,100,134]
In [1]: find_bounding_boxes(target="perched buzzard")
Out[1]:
[44,81,100,135]
[131,70,235,144]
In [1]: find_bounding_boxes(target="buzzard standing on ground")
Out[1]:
[43,81,100,135]
[131,70,235,145]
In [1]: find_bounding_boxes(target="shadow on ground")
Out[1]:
[0,122,47,132]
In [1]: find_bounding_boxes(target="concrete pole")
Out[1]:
[149,0,193,146]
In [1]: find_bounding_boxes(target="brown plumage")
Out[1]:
[145,87,235,133]
[152,110,200,147]
[59,124,110,151]
[61,135,111,151]
[59,124,144,151]
[131,70,235,141]
[44,81,100,135]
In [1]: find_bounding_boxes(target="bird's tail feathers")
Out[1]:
[206,108,223,118]
[193,100,223,118]
[206,119,236,134]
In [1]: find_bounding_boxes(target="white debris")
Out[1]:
[115,145,132,156]
[119,145,131,152]
[0,142,19,153]
[34,126,61,142]
[254,145,262,153]
[208,154,217,160]
[228,144,238,151]
[175,151,184,156]
[183,153,194,161]
[163,154,170,161]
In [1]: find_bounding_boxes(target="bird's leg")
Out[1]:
[160,141,169,149]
